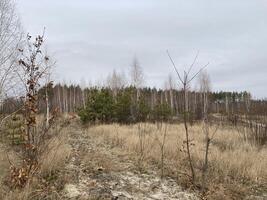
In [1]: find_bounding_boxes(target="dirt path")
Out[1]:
[61,123,198,200]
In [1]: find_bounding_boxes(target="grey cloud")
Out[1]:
[17,0,267,98]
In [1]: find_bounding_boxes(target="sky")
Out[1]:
[17,0,267,98]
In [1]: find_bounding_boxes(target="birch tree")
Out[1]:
[0,0,22,103]
[107,69,126,97]
[80,78,86,109]
[130,57,144,98]
[44,53,55,128]
[166,74,175,113]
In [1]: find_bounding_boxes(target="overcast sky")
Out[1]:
[17,0,267,98]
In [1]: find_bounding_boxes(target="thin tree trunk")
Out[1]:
[183,84,195,182]
[45,86,49,128]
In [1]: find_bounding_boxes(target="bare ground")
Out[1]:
[61,123,198,200]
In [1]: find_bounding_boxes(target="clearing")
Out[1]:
[62,122,198,200]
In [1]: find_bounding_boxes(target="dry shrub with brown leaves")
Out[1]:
[0,118,71,200]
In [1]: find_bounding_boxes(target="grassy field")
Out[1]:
[0,118,72,200]
[0,118,266,199]
[86,122,267,199]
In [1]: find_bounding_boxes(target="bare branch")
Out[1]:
[166,50,184,84]
[0,106,23,128]
[187,51,199,76]
[187,62,209,84]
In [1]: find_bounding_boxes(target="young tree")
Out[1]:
[154,123,168,179]
[198,70,218,192]
[78,89,115,124]
[18,31,50,157]
[137,96,150,122]
[167,50,209,183]
[114,89,132,123]
[153,103,172,122]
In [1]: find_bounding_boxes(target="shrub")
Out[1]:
[78,89,115,123]
[152,103,172,121]
[114,90,132,123]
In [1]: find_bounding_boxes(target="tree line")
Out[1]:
[2,83,263,123]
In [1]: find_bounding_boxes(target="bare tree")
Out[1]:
[137,123,147,172]
[198,70,218,192]
[0,0,23,134]
[154,122,168,179]
[0,0,22,104]
[130,57,144,88]
[199,69,211,120]
[106,69,126,97]
[130,57,144,98]
[80,78,87,109]
[62,80,68,112]
[44,54,55,128]
[165,74,176,112]
[167,50,209,183]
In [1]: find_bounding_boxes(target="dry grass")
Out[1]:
[0,127,71,200]
[39,133,71,176]
[87,122,267,198]
[0,146,18,180]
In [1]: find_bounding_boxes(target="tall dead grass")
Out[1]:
[87,123,267,198]
[0,131,71,200]
[39,133,71,176]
